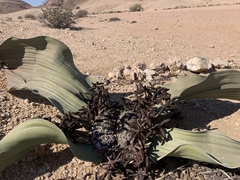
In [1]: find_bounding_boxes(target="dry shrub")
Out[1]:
[129,4,144,12]
[108,17,121,22]
[24,14,36,20]
[75,9,88,18]
[40,6,75,29]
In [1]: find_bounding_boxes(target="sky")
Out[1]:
[22,0,45,7]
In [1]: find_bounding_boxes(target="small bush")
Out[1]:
[24,14,36,20]
[108,17,121,22]
[130,20,137,24]
[107,10,122,14]
[129,4,144,12]
[75,9,88,18]
[18,16,23,19]
[4,17,12,21]
[40,6,75,29]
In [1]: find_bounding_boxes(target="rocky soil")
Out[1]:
[0,3,240,180]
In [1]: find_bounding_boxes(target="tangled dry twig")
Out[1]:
[58,82,177,179]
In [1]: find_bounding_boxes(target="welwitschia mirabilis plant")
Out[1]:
[0,36,239,173]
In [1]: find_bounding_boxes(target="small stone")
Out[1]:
[12,105,17,109]
[144,69,156,81]
[192,163,199,169]
[216,171,222,177]
[135,62,146,71]
[149,62,169,73]
[110,66,124,79]
[168,57,185,71]
[24,99,29,104]
[1,95,9,101]
[145,75,153,81]
[45,172,52,177]
[209,44,215,48]
[162,71,171,77]
[144,69,156,77]
[124,64,131,70]
[212,58,228,69]
[123,68,137,81]
[133,68,145,81]
[227,60,237,69]
[186,56,212,73]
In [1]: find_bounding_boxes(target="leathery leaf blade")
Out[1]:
[0,119,102,173]
[0,36,98,113]
[67,138,102,163]
[164,70,240,100]
[151,128,240,169]
[0,119,67,173]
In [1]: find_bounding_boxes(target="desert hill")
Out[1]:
[1,0,240,14]
[0,0,32,14]
[44,0,240,13]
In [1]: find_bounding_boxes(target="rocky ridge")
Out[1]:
[0,0,32,14]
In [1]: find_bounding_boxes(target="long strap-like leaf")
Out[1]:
[0,36,98,113]
[0,119,102,173]
[0,119,67,172]
[151,128,240,169]
[164,70,240,100]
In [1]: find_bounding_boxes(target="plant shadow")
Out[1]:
[109,91,133,104]
[167,98,240,130]
[0,145,75,180]
[10,90,55,106]
[154,156,240,179]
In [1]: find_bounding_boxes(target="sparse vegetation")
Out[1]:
[18,16,23,19]
[106,10,122,14]
[50,0,63,6]
[4,17,12,21]
[40,6,75,29]
[174,5,191,9]
[75,9,88,18]
[129,3,144,12]
[130,20,137,24]
[108,17,121,22]
[24,14,36,20]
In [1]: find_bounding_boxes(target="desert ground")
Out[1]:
[0,1,240,179]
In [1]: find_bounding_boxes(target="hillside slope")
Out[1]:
[44,0,240,13]
[0,0,32,14]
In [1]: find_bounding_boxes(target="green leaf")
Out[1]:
[0,119,102,173]
[0,37,103,172]
[67,138,102,163]
[0,119,67,173]
[151,128,240,169]
[0,36,98,113]
[164,70,240,100]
